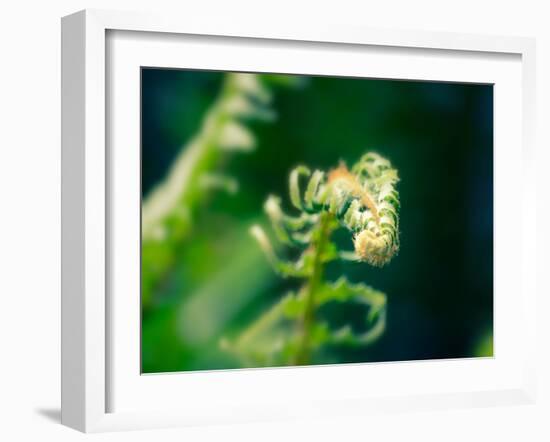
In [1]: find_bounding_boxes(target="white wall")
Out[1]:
[0,1,548,441]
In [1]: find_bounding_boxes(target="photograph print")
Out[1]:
[140,69,493,373]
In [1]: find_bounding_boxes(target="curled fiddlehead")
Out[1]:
[222,152,400,367]
[287,152,400,266]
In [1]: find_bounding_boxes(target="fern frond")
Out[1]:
[141,72,299,309]
[228,151,400,365]
[222,276,387,364]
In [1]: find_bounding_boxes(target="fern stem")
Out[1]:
[294,212,332,365]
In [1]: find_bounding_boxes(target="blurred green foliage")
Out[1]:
[141,68,493,373]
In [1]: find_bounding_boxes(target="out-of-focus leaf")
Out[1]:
[141,73,297,310]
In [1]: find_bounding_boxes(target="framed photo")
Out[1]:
[61,9,537,432]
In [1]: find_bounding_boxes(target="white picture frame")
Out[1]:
[61,9,537,433]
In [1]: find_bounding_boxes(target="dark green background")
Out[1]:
[141,68,493,373]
